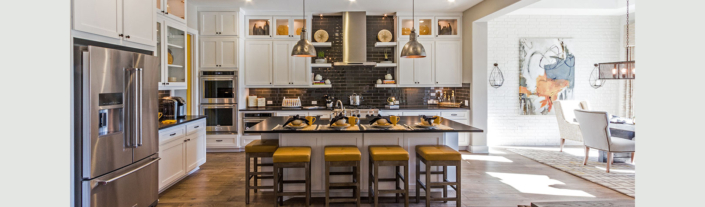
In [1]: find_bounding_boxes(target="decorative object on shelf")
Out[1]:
[316,51,326,63]
[438,22,453,35]
[381,49,392,63]
[324,79,331,85]
[385,74,393,80]
[419,25,430,35]
[489,63,504,88]
[167,49,174,64]
[314,74,323,81]
[377,79,383,84]
[383,80,396,84]
[169,77,177,82]
[598,0,635,80]
[296,28,302,36]
[252,21,269,35]
[589,63,606,89]
[400,0,426,58]
[257,98,266,107]
[277,25,288,36]
[377,29,393,42]
[519,37,575,115]
[314,29,329,42]
[282,97,302,108]
[291,0,316,57]
[401,28,411,35]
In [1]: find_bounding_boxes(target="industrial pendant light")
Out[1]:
[597,0,635,79]
[400,0,426,58]
[291,0,316,57]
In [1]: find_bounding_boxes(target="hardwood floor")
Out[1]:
[157,147,633,207]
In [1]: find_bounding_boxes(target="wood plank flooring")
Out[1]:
[157,147,633,207]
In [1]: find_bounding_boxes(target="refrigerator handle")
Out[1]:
[96,157,160,185]
[125,68,141,148]
[137,68,144,147]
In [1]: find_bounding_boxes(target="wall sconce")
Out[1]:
[489,63,504,88]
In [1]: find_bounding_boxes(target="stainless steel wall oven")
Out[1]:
[200,104,237,132]
[200,71,237,104]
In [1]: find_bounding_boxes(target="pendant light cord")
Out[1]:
[625,0,629,60]
[303,0,306,28]
[413,0,415,28]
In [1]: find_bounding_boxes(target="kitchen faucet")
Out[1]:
[333,100,345,115]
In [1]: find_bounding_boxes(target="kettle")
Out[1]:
[349,93,362,106]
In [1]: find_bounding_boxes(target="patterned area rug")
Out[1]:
[505,148,635,197]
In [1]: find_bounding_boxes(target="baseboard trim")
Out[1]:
[207,148,244,152]
[468,145,489,154]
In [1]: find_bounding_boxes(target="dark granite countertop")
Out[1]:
[239,105,469,111]
[244,116,483,133]
[158,115,207,130]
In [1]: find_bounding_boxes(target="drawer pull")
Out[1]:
[194,126,200,128]
[216,140,223,142]
[451,114,458,116]
[169,133,176,136]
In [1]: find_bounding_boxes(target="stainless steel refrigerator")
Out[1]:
[74,45,160,207]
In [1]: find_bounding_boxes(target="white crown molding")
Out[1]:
[508,5,635,16]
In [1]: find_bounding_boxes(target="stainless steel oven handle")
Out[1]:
[96,157,160,186]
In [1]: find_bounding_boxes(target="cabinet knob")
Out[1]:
[161,10,165,13]
[166,12,169,14]
[126,35,130,39]
[119,34,123,37]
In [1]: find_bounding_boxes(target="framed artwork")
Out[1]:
[519,38,575,115]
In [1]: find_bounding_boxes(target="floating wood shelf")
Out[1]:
[311,63,332,68]
[374,42,397,47]
[311,42,332,47]
[375,84,398,88]
[375,63,397,67]
[309,84,332,88]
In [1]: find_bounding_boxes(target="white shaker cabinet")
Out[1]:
[272,41,310,86]
[245,41,274,86]
[158,119,207,192]
[200,12,238,36]
[397,40,435,87]
[200,37,238,69]
[434,41,462,86]
[73,0,155,46]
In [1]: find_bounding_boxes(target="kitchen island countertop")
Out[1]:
[158,115,207,130]
[244,116,482,133]
[239,105,469,111]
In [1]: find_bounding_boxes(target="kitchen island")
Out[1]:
[244,116,483,197]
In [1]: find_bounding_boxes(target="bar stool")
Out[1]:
[368,145,410,207]
[415,145,462,207]
[245,139,279,204]
[324,146,362,207]
[272,146,312,207]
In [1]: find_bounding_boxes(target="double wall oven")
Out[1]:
[200,71,237,132]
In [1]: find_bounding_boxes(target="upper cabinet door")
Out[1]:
[123,0,155,45]
[434,41,462,86]
[73,0,122,39]
[416,17,435,39]
[273,17,291,39]
[414,40,435,85]
[398,17,414,40]
[291,17,307,39]
[199,38,218,68]
[397,49,416,86]
[164,0,186,23]
[246,16,273,39]
[200,12,219,36]
[218,39,238,68]
[290,41,310,86]
[434,17,461,39]
[219,12,238,36]
[245,41,273,86]
[272,41,292,85]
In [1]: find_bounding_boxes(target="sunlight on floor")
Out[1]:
[462,154,513,163]
[486,172,595,197]
[488,148,507,154]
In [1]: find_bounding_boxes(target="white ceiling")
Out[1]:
[509,0,636,15]
[189,0,483,13]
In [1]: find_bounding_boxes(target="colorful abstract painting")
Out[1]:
[519,38,575,115]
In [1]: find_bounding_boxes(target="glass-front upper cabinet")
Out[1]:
[398,16,434,39]
[273,17,290,38]
[434,17,461,38]
[246,16,272,38]
[156,0,187,23]
[291,17,306,39]
[156,19,187,89]
[156,21,163,85]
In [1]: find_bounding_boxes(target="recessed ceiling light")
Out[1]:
[350,0,355,2]
[448,0,455,2]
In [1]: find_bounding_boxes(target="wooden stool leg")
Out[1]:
[404,163,409,207]
[254,157,259,193]
[425,163,431,207]
[246,154,251,204]
[443,165,448,203]
[278,167,283,206]
[395,166,400,203]
[415,156,420,203]
[272,164,278,207]
[356,161,361,207]
[374,162,379,207]
[306,163,311,207]
[325,161,330,207]
[456,161,462,207]
[368,159,373,204]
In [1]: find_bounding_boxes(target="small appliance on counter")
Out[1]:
[349,93,363,106]
[324,95,334,108]
[248,96,258,107]
[257,98,266,107]
[159,96,186,119]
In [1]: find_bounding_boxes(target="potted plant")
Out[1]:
[381,49,392,63]
[316,51,326,63]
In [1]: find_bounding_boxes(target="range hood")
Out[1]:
[334,12,376,66]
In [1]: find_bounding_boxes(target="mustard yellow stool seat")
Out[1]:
[324,146,362,207]
[368,145,410,207]
[415,145,462,207]
[245,140,278,204]
[272,146,312,207]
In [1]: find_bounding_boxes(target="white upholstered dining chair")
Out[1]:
[574,109,635,173]
[554,100,590,152]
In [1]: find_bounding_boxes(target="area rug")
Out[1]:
[505,148,635,197]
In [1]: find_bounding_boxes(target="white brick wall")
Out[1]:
[486,15,622,146]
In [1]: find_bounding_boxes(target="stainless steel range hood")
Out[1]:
[334,12,376,66]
